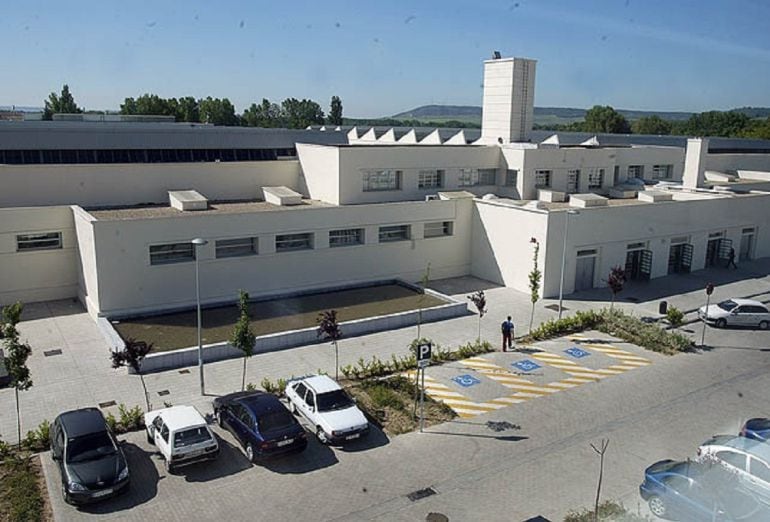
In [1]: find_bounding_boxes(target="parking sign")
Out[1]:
[417,342,432,368]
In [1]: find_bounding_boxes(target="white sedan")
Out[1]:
[285,375,369,444]
[698,298,770,329]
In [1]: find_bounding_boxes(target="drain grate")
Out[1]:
[98,400,116,408]
[544,304,565,312]
[43,349,62,357]
[157,390,170,396]
[178,369,190,374]
[407,487,437,502]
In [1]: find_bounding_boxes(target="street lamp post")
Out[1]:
[192,238,208,396]
[558,210,579,320]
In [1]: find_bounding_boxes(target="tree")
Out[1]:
[467,290,487,342]
[43,84,83,120]
[631,115,672,135]
[2,302,33,448]
[317,310,342,380]
[176,96,200,123]
[242,98,283,127]
[199,97,238,126]
[110,338,152,411]
[682,110,751,137]
[528,238,542,334]
[230,290,256,391]
[590,439,610,522]
[328,96,343,125]
[281,98,325,128]
[606,266,626,310]
[583,105,630,134]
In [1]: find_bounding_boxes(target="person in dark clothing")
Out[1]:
[501,316,514,352]
[726,247,738,269]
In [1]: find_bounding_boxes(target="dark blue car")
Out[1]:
[213,391,307,462]
[741,418,770,442]
[639,459,761,520]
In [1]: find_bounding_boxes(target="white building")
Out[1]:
[2,55,770,319]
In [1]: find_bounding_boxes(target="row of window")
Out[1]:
[0,148,297,165]
[362,168,507,192]
[627,164,673,179]
[535,168,606,189]
[148,222,454,265]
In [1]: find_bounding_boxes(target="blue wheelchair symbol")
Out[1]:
[452,374,481,388]
[565,346,590,359]
[512,360,541,373]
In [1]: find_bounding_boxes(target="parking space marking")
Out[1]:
[530,352,608,380]
[461,357,585,398]
[404,371,502,418]
[580,343,652,367]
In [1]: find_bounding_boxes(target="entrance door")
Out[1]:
[567,170,579,193]
[575,255,596,291]
[740,232,754,261]
[625,250,643,280]
[705,239,720,267]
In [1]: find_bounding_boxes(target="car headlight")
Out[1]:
[68,480,87,492]
[118,466,129,481]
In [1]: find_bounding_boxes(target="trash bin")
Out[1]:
[659,301,668,315]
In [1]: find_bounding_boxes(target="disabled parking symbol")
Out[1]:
[452,374,481,388]
[565,346,590,359]
[512,360,541,373]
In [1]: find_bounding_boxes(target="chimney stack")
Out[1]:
[682,138,709,189]
[480,56,537,144]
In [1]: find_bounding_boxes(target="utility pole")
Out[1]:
[701,283,714,347]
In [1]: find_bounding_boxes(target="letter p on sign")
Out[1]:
[417,342,432,368]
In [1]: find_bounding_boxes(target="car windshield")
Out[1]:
[316,390,354,412]
[173,426,213,448]
[258,411,295,433]
[717,300,738,311]
[66,432,116,463]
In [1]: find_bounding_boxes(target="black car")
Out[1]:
[213,391,308,462]
[741,418,770,443]
[50,408,130,505]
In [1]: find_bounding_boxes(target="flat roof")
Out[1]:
[302,374,341,394]
[153,406,207,431]
[87,198,331,220]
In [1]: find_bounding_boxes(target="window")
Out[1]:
[16,232,62,251]
[294,383,307,400]
[505,169,518,187]
[275,233,313,252]
[458,168,477,187]
[478,168,497,185]
[424,221,453,238]
[329,228,364,247]
[215,237,257,258]
[627,242,646,250]
[149,242,195,265]
[716,450,747,470]
[627,165,644,179]
[653,164,672,179]
[418,169,444,189]
[379,225,410,242]
[588,168,604,189]
[173,427,213,448]
[751,458,770,483]
[535,169,551,188]
[567,169,580,193]
[362,170,402,191]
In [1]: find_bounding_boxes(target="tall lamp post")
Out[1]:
[192,238,208,396]
[558,209,580,320]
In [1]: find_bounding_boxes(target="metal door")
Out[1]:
[740,233,754,261]
[706,239,720,266]
[574,256,595,291]
[681,244,693,272]
[718,238,733,261]
[639,250,653,280]
[567,171,579,193]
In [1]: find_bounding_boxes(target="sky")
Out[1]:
[2,0,770,118]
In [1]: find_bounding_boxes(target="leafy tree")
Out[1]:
[606,266,626,310]
[467,290,487,342]
[631,115,672,135]
[110,338,152,411]
[583,105,630,134]
[281,98,324,128]
[528,238,542,334]
[242,98,283,127]
[2,302,33,447]
[317,310,342,380]
[176,96,200,123]
[199,97,238,126]
[682,110,751,137]
[328,96,343,125]
[42,84,83,120]
[230,290,256,391]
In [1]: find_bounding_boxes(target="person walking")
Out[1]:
[501,316,514,352]
[726,247,738,269]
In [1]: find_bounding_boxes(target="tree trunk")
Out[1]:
[529,303,535,334]
[139,374,150,412]
[610,294,615,311]
[594,451,604,522]
[477,317,482,343]
[242,356,247,391]
[334,341,339,381]
[15,387,21,449]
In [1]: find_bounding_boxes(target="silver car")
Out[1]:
[698,298,770,329]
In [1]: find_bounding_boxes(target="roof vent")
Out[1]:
[569,193,608,208]
[263,186,303,206]
[637,190,674,203]
[169,190,208,211]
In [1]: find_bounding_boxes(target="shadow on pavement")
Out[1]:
[426,431,528,442]
[261,437,338,474]
[336,424,389,453]
[427,276,503,296]
[78,442,159,514]
[179,436,252,482]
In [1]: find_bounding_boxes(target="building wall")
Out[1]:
[295,143,340,204]
[0,206,78,305]
[479,58,537,143]
[705,153,770,172]
[0,161,300,208]
[83,198,474,317]
[72,206,100,317]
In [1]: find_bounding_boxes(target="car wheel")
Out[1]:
[316,426,329,445]
[648,495,667,518]
[245,443,255,463]
[759,320,769,330]
[715,318,727,328]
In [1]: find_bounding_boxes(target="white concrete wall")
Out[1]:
[706,153,770,172]
[614,146,685,183]
[480,58,536,143]
[0,206,78,305]
[72,206,100,318]
[84,198,474,316]
[296,143,340,204]
[0,161,300,207]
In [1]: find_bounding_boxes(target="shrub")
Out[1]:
[0,439,11,460]
[117,404,144,432]
[666,306,685,328]
[363,382,404,410]
[245,382,258,392]
[21,420,50,452]
[564,500,651,522]
[105,411,118,433]
[260,377,288,396]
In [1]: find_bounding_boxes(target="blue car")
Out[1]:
[213,391,307,462]
[741,418,770,442]
[639,459,761,520]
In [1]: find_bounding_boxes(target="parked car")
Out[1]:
[50,408,130,505]
[698,298,770,329]
[698,435,770,506]
[145,405,219,473]
[213,391,307,461]
[285,374,369,444]
[741,418,770,443]
[639,458,761,520]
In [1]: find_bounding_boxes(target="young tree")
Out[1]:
[2,302,33,448]
[43,84,83,119]
[467,290,487,342]
[110,338,153,411]
[416,263,432,341]
[230,290,256,391]
[590,439,610,522]
[328,96,343,125]
[317,310,342,380]
[606,266,626,311]
[528,238,542,334]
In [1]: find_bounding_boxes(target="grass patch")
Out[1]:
[564,500,652,522]
[0,455,50,522]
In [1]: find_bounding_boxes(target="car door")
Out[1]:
[747,457,770,504]
[730,306,749,326]
[662,475,700,519]
[302,388,317,424]
[231,405,252,447]
[153,417,171,458]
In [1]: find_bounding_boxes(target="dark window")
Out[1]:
[276,233,313,252]
[149,242,195,265]
[305,391,315,408]
[60,150,77,163]
[293,383,307,400]
[216,237,257,258]
[17,232,63,251]
[66,432,116,463]
[329,228,364,247]
[379,225,410,242]
[316,390,354,412]
[220,149,235,162]
[76,150,95,163]
[22,150,41,164]
[751,458,770,483]
[42,150,61,163]
[173,427,213,448]
[258,411,295,433]
[147,149,162,163]
[716,450,747,470]
[717,300,738,312]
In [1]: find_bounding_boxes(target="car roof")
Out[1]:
[299,374,341,394]
[730,298,766,307]
[232,392,286,416]
[58,408,107,438]
[156,406,207,430]
[703,435,770,462]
